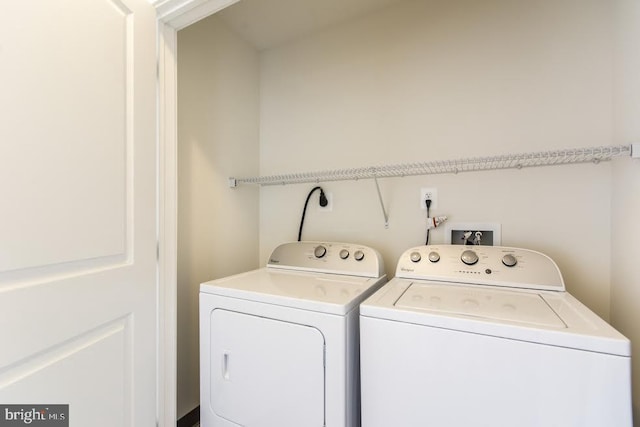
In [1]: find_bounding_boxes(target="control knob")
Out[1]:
[354,250,365,261]
[339,249,350,259]
[410,252,421,263]
[314,245,327,258]
[428,251,440,263]
[461,250,479,265]
[502,254,517,267]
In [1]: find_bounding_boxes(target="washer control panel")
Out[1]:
[268,241,385,278]
[397,245,564,291]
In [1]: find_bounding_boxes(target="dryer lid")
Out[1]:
[201,268,386,315]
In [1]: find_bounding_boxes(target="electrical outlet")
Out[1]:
[444,222,501,246]
[317,192,333,212]
[420,188,438,210]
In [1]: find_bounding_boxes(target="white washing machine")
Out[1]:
[200,241,387,427]
[360,245,632,427]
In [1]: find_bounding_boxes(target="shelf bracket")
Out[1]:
[372,172,389,228]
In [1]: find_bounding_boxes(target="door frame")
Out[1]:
[154,1,240,425]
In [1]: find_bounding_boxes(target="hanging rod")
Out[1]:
[228,144,637,188]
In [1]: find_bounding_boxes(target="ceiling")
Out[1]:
[215,0,408,50]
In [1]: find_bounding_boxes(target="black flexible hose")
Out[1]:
[297,186,327,241]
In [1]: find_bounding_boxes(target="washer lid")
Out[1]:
[201,268,386,315]
[361,279,630,356]
[395,283,565,328]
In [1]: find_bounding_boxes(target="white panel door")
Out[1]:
[210,310,325,427]
[0,0,158,426]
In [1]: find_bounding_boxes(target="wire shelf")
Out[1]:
[229,144,634,187]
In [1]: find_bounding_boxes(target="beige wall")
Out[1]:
[177,0,639,421]
[259,0,614,319]
[611,0,640,423]
[177,16,260,419]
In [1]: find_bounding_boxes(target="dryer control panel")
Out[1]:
[268,241,385,278]
[396,245,564,291]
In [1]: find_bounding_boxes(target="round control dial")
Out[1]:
[410,252,421,263]
[502,254,517,267]
[339,249,350,260]
[461,250,479,265]
[314,245,327,258]
[354,250,365,261]
[428,251,440,263]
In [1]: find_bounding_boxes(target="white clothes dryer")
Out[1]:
[360,245,632,427]
[200,241,387,427]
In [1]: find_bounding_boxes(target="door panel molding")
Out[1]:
[0,316,133,426]
[0,255,129,292]
[0,315,131,390]
[0,0,137,275]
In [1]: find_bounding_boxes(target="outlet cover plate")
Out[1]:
[420,187,438,210]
